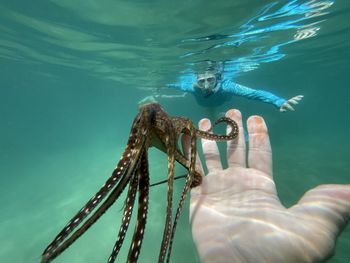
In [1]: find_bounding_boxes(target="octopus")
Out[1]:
[41,102,238,263]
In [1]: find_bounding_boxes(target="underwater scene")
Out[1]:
[1,0,350,262]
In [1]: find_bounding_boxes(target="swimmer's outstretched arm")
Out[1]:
[166,72,197,92]
[182,109,349,263]
[222,80,303,112]
[138,73,196,105]
[158,93,187,98]
[138,92,187,105]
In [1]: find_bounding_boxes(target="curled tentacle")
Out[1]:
[196,116,239,141]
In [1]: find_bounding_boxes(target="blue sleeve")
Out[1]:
[221,80,286,108]
[167,72,196,92]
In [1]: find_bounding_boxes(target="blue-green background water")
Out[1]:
[1,0,349,262]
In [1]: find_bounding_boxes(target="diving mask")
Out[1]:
[196,72,218,95]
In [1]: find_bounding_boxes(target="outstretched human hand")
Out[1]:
[280,95,304,112]
[183,109,349,263]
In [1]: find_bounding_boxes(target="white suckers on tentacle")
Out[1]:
[41,102,238,263]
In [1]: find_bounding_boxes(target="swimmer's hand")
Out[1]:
[280,95,304,112]
[182,108,350,263]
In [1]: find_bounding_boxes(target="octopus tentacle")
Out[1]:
[42,158,140,263]
[41,160,133,262]
[158,133,176,262]
[195,116,238,141]
[41,116,147,263]
[173,149,202,188]
[42,152,131,259]
[166,175,192,263]
[170,116,238,187]
[127,150,150,262]
[168,117,202,188]
[107,159,140,263]
[166,123,198,262]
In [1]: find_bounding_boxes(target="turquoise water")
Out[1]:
[1,0,349,262]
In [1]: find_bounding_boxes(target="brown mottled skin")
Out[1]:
[41,103,238,263]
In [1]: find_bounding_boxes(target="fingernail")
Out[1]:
[226,109,242,121]
[199,118,211,131]
[247,116,267,133]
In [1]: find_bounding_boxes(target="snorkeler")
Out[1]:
[172,68,303,112]
[139,65,303,112]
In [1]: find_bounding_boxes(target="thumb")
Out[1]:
[291,184,350,234]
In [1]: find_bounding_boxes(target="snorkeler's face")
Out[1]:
[196,72,217,95]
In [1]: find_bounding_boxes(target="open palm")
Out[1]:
[184,109,350,263]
